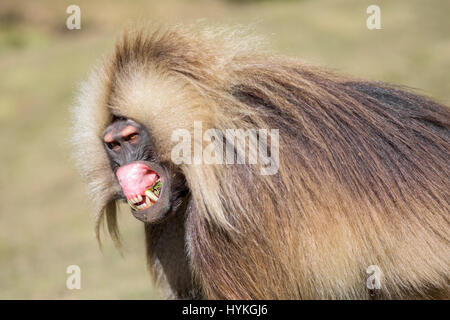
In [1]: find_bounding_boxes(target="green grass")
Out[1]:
[0,0,448,299]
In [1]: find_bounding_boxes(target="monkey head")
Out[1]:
[102,117,188,223]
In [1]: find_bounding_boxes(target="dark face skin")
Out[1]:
[103,117,189,223]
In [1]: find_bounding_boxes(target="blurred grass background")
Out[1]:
[0,0,448,299]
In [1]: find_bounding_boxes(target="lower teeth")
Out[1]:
[145,189,158,202]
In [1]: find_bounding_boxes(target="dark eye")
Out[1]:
[107,141,120,151]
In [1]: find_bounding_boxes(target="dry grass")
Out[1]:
[0,0,448,299]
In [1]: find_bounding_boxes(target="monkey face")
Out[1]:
[102,118,188,223]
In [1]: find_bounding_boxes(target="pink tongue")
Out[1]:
[116,163,159,200]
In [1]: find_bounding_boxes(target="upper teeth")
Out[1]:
[129,196,142,205]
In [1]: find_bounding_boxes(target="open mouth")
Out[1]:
[116,162,163,212]
[127,179,162,210]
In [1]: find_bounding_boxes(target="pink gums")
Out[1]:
[116,162,159,200]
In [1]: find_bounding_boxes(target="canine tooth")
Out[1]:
[146,197,151,206]
[145,190,158,202]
